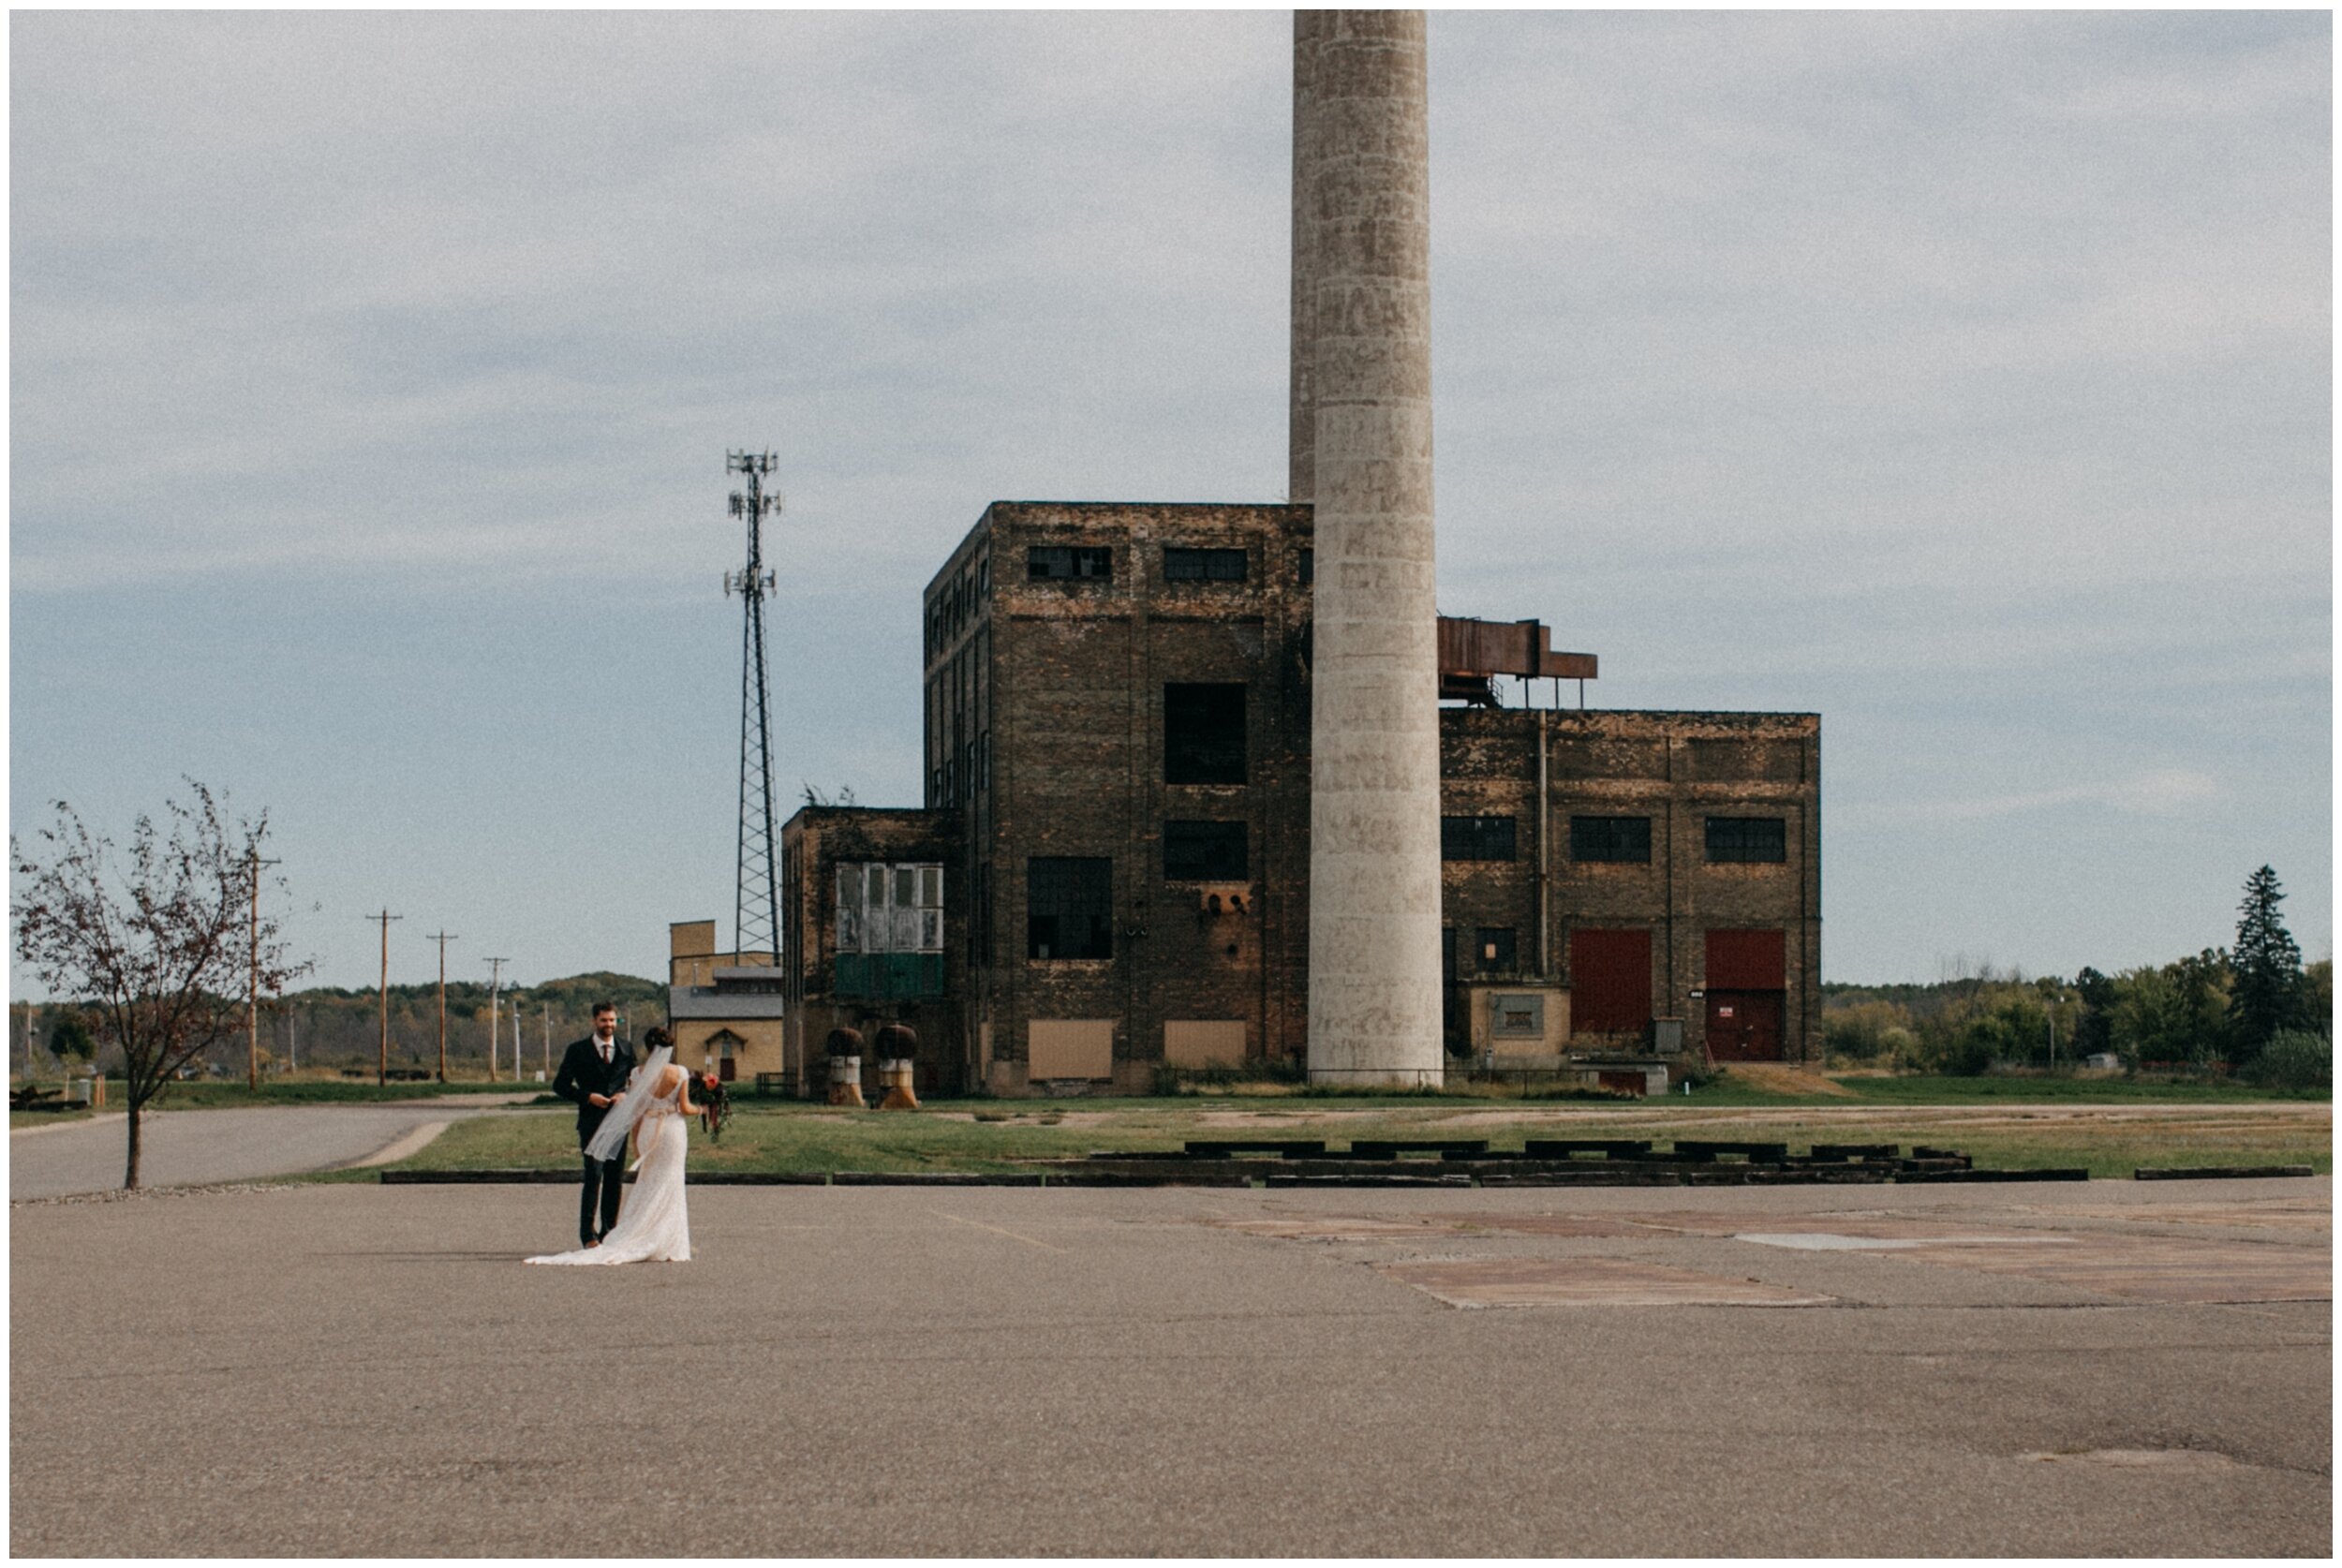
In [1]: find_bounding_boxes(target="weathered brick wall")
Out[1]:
[778,807,963,1096]
[891,502,1819,1093]
[1441,707,1822,1062]
[948,502,1313,1092]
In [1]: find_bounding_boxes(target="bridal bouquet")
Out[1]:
[699,1072,733,1142]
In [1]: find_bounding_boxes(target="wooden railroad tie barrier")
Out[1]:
[1519,1138,1655,1161]
[1349,1138,1490,1161]
[1671,1140,1790,1163]
[1180,1139,1329,1160]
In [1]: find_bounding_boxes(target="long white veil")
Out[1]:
[584,1045,674,1163]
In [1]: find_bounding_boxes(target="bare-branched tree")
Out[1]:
[11,781,311,1189]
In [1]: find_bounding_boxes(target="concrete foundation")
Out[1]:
[1297,9,1445,1086]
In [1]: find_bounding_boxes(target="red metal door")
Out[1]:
[1704,991,1784,1061]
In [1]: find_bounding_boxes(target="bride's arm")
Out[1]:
[669,1064,699,1116]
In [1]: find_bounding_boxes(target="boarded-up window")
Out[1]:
[1164,684,1247,784]
[1441,815,1517,861]
[1690,737,1802,783]
[836,862,943,954]
[1027,856,1112,960]
[1571,928,1652,1033]
[1164,547,1248,582]
[1164,1020,1246,1069]
[1029,1019,1114,1079]
[1490,994,1544,1037]
[1705,817,1786,864]
[1548,735,1668,780]
[1163,820,1247,880]
[1706,927,1786,991]
[1570,816,1651,864]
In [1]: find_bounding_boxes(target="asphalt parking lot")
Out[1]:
[9,1176,2330,1556]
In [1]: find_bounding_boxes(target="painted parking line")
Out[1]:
[932,1210,1069,1254]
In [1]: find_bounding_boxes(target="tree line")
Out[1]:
[1825,865,2330,1087]
[21,970,669,1079]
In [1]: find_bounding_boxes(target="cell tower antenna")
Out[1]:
[723,449,783,965]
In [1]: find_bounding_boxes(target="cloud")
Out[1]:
[1842,767,2224,824]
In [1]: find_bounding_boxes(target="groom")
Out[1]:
[552,1002,634,1248]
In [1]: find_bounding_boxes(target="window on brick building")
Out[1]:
[1028,856,1112,960]
[836,863,944,956]
[1164,683,1247,784]
[1441,815,1517,861]
[1297,548,1313,584]
[1705,816,1786,864]
[1164,546,1248,583]
[1163,820,1248,880]
[1571,815,1652,864]
[1475,927,1518,973]
[1029,545,1111,582]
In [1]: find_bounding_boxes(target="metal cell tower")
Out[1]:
[724,450,783,964]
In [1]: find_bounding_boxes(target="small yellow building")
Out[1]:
[666,920,786,1085]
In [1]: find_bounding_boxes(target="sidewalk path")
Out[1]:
[9,1098,538,1199]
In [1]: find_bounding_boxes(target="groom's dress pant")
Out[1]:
[580,1147,625,1245]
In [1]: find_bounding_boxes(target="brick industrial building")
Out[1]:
[684,17,1820,1097]
[741,498,1818,1098]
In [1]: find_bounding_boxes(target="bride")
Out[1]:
[526,1027,696,1266]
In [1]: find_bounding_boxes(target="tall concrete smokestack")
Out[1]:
[1295,10,1445,1087]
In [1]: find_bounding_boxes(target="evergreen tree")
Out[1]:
[2230,865,2305,1052]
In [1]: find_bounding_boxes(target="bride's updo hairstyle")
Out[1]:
[643,1027,674,1051]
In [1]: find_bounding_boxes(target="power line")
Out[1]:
[425,930,459,1083]
[483,956,511,1081]
[363,910,403,1087]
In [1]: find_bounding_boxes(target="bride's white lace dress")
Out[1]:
[526,1064,691,1266]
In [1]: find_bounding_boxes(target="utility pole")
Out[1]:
[365,910,403,1086]
[245,846,281,1089]
[484,957,511,1080]
[425,930,458,1083]
[724,450,783,964]
[509,991,524,1082]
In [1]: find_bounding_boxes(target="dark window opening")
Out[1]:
[1164,546,1248,583]
[1028,545,1112,582]
[1163,820,1247,880]
[1164,683,1247,785]
[1476,927,1518,974]
[1705,817,1786,864]
[1441,925,1458,984]
[1028,856,1112,961]
[1441,815,1517,861]
[1298,548,1313,584]
[1571,815,1652,864]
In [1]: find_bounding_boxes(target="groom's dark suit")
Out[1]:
[553,1033,636,1247]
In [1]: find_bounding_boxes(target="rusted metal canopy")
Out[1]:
[1436,615,1596,681]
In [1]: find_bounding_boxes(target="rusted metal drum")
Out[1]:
[825,1028,866,1109]
[874,1023,920,1111]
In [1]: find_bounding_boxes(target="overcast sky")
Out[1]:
[10,9,2330,996]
